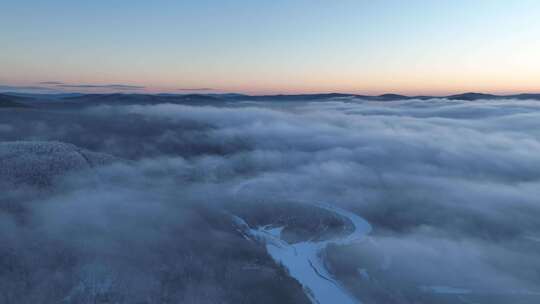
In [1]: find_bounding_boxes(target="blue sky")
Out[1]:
[1,0,539,94]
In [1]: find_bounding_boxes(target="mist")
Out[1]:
[1,97,540,303]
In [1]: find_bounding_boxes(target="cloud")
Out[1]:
[0,84,60,93]
[1,97,540,303]
[38,81,65,85]
[56,84,145,90]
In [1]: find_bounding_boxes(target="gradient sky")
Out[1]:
[1,0,539,95]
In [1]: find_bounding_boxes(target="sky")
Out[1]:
[1,0,539,95]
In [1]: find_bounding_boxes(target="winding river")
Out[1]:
[232,202,372,304]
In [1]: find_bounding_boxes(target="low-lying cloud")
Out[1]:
[1,97,540,303]
[38,81,65,85]
[0,84,60,93]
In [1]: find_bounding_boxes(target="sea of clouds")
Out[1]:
[1,97,540,303]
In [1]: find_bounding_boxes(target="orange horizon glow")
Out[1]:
[2,79,540,96]
[2,1,540,96]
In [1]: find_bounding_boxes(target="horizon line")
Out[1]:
[2,90,540,97]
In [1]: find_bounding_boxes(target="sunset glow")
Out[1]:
[1,0,539,95]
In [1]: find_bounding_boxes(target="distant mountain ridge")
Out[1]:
[2,91,540,108]
[0,94,31,108]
